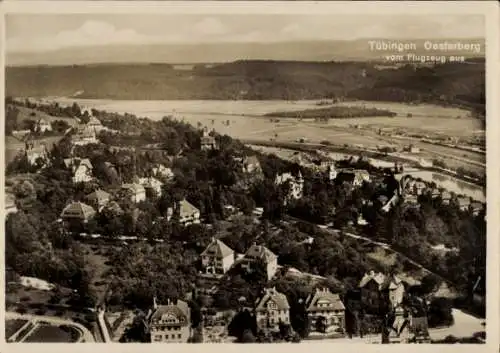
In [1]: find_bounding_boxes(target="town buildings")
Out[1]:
[24,140,49,166]
[152,164,175,181]
[200,128,217,151]
[305,288,346,333]
[255,287,291,332]
[241,155,262,174]
[148,298,191,343]
[85,189,111,212]
[72,125,98,146]
[35,118,52,133]
[275,172,304,200]
[241,243,278,281]
[200,237,235,277]
[64,158,94,184]
[139,177,164,197]
[86,116,106,133]
[358,271,405,312]
[166,199,200,225]
[121,183,147,203]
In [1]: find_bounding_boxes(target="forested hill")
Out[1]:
[6,59,485,115]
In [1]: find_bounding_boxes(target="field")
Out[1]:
[42,98,485,177]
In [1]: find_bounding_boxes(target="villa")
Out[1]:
[64,158,94,184]
[166,199,200,225]
[200,237,235,277]
[241,243,278,281]
[305,288,346,332]
[255,287,291,332]
[148,298,191,343]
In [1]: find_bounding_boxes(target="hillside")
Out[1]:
[6,60,485,115]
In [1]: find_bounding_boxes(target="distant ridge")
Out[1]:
[7,38,485,67]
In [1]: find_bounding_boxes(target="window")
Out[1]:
[178,334,181,339]
[154,335,162,342]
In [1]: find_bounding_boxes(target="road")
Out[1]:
[285,215,455,288]
[5,311,95,342]
[427,309,485,341]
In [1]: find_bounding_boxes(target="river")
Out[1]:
[45,98,485,202]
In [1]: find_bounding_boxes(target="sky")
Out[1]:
[6,14,485,53]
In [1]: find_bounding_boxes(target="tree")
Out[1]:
[240,329,256,343]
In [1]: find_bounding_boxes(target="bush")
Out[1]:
[20,296,31,302]
[17,305,27,314]
[35,308,47,316]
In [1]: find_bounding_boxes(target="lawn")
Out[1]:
[23,324,81,343]
[5,319,28,339]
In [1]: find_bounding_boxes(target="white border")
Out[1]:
[0,2,498,353]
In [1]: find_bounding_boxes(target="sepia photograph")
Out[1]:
[1,1,496,347]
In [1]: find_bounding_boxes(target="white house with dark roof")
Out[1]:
[72,125,98,145]
[166,199,200,226]
[85,189,111,211]
[305,288,346,332]
[241,243,278,281]
[63,158,94,183]
[255,287,290,332]
[60,201,96,223]
[121,183,146,203]
[149,298,191,343]
[25,141,49,166]
[200,237,235,276]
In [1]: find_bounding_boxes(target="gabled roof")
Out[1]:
[179,199,199,217]
[104,201,123,214]
[255,287,290,312]
[244,243,277,264]
[201,237,234,258]
[359,271,392,289]
[86,189,111,202]
[150,299,190,325]
[305,288,345,312]
[60,201,96,219]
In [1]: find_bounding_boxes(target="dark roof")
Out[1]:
[149,299,190,326]
[255,287,290,311]
[305,288,345,312]
[244,243,277,264]
[201,237,234,258]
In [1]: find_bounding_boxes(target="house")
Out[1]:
[200,237,235,276]
[275,172,304,200]
[35,118,52,133]
[457,196,471,211]
[64,158,94,183]
[413,181,427,195]
[60,201,96,223]
[149,298,191,343]
[241,243,278,281]
[25,141,49,166]
[139,177,164,197]
[326,164,338,181]
[103,201,124,215]
[470,201,485,216]
[152,164,175,181]
[86,116,105,133]
[85,189,111,211]
[200,128,217,150]
[167,199,200,225]
[359,271,405,312]
[242,155,262,174]
[5,193,18,217]
[305,288,346,332]
[121,183,146,203]
[255,287,290,332]
[440,191,452,205]
[353,170,370,186]
[72,125,98,145]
